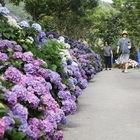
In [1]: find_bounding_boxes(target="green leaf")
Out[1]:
[6,129,26,140]
[51,64,57,71]
[22,44,28,50]
[40,63,48,68]
[3,33,10,39]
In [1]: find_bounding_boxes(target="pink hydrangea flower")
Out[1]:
[0,119,5,138]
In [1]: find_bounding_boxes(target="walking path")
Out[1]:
[61,68,140,140]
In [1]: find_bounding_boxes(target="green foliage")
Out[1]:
[0,14,18,39]
[0,102,9,118]
[40,39,65,73]
[0,80,14,90]
[4,129,26,140]
[112,0,140,59]
[8,0,99,39]
[38,15,57,32]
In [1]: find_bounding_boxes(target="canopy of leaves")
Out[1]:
[8,0,98,38]
[112,0,140,53]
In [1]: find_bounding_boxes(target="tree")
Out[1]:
[9,0,98,37]
[112,0,140,52]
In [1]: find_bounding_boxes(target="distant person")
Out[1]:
[101,41,113,70]
[115,30,131,73]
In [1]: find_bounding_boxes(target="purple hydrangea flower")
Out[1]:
[68,77,75,88]
[48,34,54,39]
[52,131,63,140]
[14,45,22,52]
[4,66,23,84]
[4,40,14,48]
[57,83,67,91]
[4,90,17,106]
[12,85,27,100]
[26,92,40,108]
[44,110,57,128]
[48,70,61,84]
[41,38,47,44]
[54,108,65,124]
[22,52,33,62]
[46,82,52,91]
[60,116,67,125]
[2,116,15,131]
[75,86,82,97]
[38,31,46,38]
[28,118,40,128]
[24,63,36,75]
[10,103,28,121]
[61,99,77,115]
[58,91,71,100]
[0,52,8,61]
[79,78,88,89]
[41,94,58,110]
[13,52,23,59]
[40,119,54,134]
[26,125,40,139]
[18,123,28,133]
[0,40,6,47]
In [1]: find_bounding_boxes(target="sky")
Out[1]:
[101,0,113,3]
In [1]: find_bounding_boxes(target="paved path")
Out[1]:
[61,69,140,140]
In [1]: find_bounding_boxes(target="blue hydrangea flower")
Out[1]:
[2,116,15,131]
[18,21,30,28]
[41,38,47,44]
[32,23,42,32]
[0,7,10,15]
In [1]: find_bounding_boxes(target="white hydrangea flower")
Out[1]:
[57,40,61,43]
[6,16,21,29]
[63,56,67,61]
[59,52,65,57]
[58,36,65,43]
[72,61,78,67]
[60,49,71,59]
[65,43,71,49]
[25,36,34,44]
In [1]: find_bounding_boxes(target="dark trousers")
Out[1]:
[104,56,111,69]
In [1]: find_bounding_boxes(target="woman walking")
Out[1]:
[101,41,113,70]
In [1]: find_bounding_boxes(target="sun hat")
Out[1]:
[122,30,128,35]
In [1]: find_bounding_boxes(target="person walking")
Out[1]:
[101,41,113,70]
[115,30,131,73]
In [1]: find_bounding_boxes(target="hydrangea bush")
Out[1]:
[0,4,102,140]
[0,39,66,139]
[46,33,102,80]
